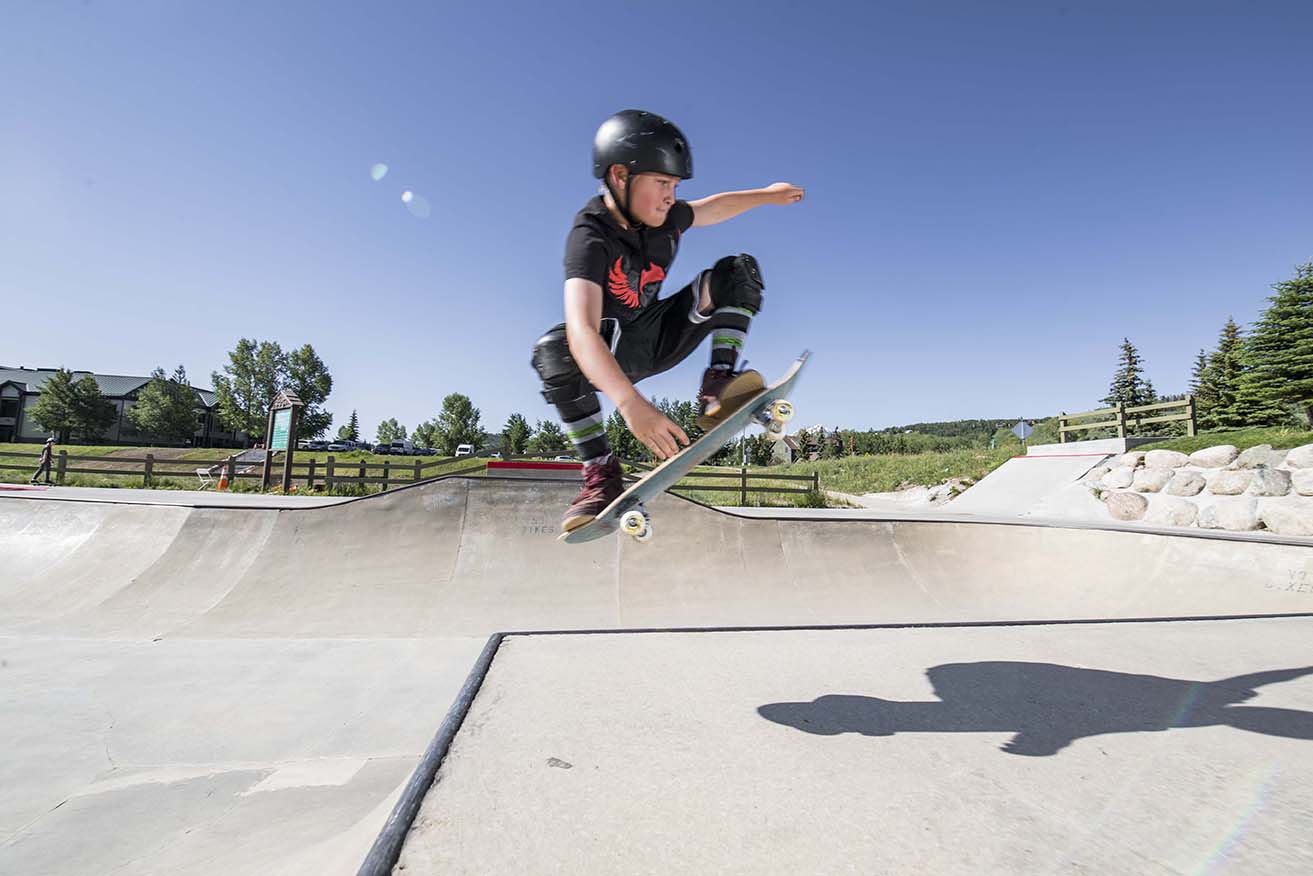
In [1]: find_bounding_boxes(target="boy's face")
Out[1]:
[615,169,679,226]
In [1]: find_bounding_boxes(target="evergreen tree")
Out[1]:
[346,410,360,442]
[1190,349,1219,428]
[128,366,199,444]
[501,413,532,456]
[1235,261,1313,426]
[1209,318,1248,428]
[434,393,483,455]
[1101,338,1156,409]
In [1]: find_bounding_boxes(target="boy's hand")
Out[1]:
[764,182,805,205]
[619,397,690,460]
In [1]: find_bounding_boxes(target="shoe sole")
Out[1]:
[697,371,766,430]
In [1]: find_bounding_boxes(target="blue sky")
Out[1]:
[4,1,1311,438]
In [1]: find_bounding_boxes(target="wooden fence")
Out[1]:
[1059,397,1196,443]
[0,450,820,503]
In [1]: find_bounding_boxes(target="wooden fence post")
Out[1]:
[144,453,154,488]
[359,459,367,487]
[1116,404,1127,438]
[56,450,68,485]
[1186,395,1197,437]
[740,467,747,505]
[1059,414,1067,444]
[413,459,421,484]
[326,456,335,490]
[307,458,317,490]
[812,471,819,493]
[383,459,391,489]
[224,456,237,489]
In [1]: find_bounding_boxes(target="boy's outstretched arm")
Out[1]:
[563,279,689,459]
[688,182,804,227]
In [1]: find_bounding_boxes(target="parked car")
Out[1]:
[373,443,392,455]
[553,454,577,462]
[455,444,474,457]
[327,442,350,452]
[390,439,415,456]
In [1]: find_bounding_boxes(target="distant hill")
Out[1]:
[882,419,1019,440]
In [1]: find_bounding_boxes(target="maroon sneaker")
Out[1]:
[696,367,765,429]
[561,456,625,533]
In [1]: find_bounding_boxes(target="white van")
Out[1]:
[455,444,474,457]
[389,439,415,456]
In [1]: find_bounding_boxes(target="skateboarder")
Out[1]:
[531,109,804,533]
[30,436,55,485]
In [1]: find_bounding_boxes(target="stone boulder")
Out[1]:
[1286,443,1313,469]
[1101,466,1135,490]
[1187,445,1238,468]
[1208,470,1253,496]
[1236,444,1287,469]
[1260,500,1313,537]
[1118,451,1147,468]
[1132,467,1173,493]
[1198,498,1261,532]
[1106,491,1148,521]
[1292,469,1313,497]
[1145,449,1189,469]
[1083,465,1111,486]
[1248,468,1292,497]
[1146,497,1199,528]
[1165,471,1206,497]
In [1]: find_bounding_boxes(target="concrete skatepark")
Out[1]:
[2,472,1311,874]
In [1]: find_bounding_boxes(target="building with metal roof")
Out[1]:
[0,366,248,447]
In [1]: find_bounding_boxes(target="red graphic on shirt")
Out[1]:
[607,257,666,309]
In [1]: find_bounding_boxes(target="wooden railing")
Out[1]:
[0,449,821,504]
[1059,397,1196,443]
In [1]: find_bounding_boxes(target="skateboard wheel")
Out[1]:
[769,400,794,423]
[634,526,653,543]
[766,421,787,441]
[620,509,647,536]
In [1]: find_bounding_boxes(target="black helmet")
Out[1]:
[592,109,693,181]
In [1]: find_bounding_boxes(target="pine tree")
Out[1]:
[1209,318,1247,428]
[347,410,360,442]
[1235,261,1313,427]
[1189,349,1219,428]
[1101,339,1155,409]
[603,410,642,460]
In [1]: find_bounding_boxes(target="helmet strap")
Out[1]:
[604,167,645,230]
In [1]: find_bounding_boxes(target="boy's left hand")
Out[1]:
[764,182,805,205]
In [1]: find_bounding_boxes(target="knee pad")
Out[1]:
[531,325,593,405]
[707,253,764,314]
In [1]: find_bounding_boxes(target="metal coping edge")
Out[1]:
[356,632,505,876]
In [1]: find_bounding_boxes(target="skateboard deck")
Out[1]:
[560,351,811,544]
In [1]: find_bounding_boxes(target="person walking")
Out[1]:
[30,436,55,485]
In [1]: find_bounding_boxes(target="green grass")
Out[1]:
[1130,427,1313,455]
[769,446,1017,496]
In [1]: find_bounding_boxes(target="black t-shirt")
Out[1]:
[562,195,695,324]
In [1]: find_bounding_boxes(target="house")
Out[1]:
[0,366,250,448]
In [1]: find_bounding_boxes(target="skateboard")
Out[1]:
[560,351,811,544]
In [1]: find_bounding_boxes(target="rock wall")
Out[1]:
[1085,444,1313,537]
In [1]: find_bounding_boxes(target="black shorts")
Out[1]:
[606,281,715,382]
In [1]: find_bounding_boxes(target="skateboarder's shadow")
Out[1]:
[757,662,1313,757]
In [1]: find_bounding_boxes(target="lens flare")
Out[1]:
[370,163,389,182]
[401,191,431,219]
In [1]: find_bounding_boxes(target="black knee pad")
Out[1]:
[707,253,764,314]
[531,325,592,405]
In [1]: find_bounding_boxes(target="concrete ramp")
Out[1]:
[947,453,1110,516]
[2,476,1311,876]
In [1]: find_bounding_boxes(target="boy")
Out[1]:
[531,109,804,533]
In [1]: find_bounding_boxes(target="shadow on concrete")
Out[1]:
[757,662,1313,756]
